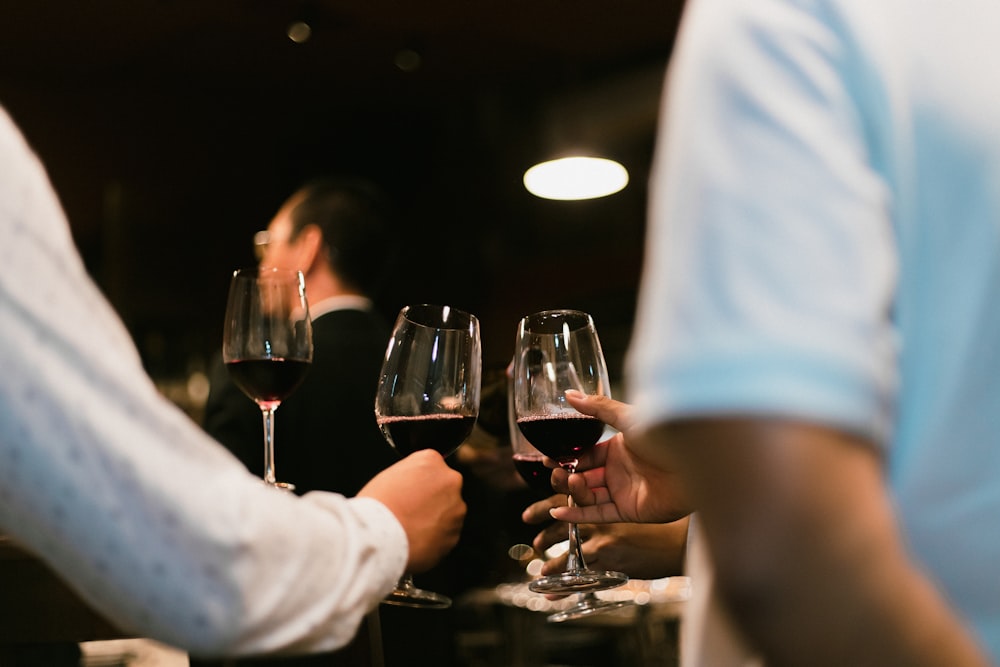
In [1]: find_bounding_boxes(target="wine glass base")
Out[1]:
[263,480,296,493]
[382,587,452,609]
[528,569,629,595]
[547,597,634,624]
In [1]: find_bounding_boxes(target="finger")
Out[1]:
[550,467,570,493]
[550,501,624,524]
[522,494,565,525]
[570,479,611,508]
[533,522,570,552]
[573,466,608,495]
[564,391,635,431]
[540,551,568,576]
[551,459,606,495]
[570,438,610,471]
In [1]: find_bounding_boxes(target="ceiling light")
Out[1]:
[287,20,312,44]
[394,48,422,72]
[523,156,629,201]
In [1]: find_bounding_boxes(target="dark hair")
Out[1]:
[288,177,394,295]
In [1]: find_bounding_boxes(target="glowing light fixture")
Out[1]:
[287,20,312,43]
[523,156,629,201]
[394,48,422,72]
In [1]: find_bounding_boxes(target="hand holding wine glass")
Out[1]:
[356,449,466,574]
[374,304,481,608]
[512,309,627,596]
[509,351,633,622]
[222,267,313,491]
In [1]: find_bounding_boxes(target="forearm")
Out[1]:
[656,419,990,667]
[3,371,405,657]
[718,503,989,667]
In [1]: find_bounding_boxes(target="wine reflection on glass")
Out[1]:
[507,356,633,622]
[513,309,628,597]
[222,267,313,492]
[374,304,482,608]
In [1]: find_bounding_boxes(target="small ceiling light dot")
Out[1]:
[524,156,629,201]
[287,21,312,44]
[394,48,422,72]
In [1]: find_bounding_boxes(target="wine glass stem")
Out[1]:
[397,573,416,592]
[260,405,278,486]
[564,464,587,572]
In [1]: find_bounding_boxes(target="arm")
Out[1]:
[637,418,990,667]
[0,107,464,658]
[547,386,987,663]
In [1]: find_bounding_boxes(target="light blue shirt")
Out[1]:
[629,0,1000,660]
[0,106,407,657]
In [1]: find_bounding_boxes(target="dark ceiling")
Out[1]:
[0,1,685,380]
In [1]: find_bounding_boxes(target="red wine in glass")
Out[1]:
[512,453,554,497]
[516,414,605,464]
[377,414,476,458]
[226,358,310,405]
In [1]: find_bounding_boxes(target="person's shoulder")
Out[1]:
[315,307,387,330]
[312,309,390,349]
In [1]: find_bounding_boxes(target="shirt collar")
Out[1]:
[309,295,373,320]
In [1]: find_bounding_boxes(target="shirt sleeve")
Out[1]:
[0,106,407,657]
[628,0,899,445]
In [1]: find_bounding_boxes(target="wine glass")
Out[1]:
[513,309,628,595]
[222,267,313,492]
[508,363,555,498]
[374,304,482,608]
[507,359,634,622]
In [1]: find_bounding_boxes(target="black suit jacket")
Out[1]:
[204,307,398,496]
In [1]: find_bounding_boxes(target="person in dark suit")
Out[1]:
[198,178,404,667]
[198,178,498,667]
[204,177,398,498]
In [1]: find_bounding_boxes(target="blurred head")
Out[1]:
[257,177,393,296]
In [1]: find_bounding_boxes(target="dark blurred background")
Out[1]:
[0,1,685,408]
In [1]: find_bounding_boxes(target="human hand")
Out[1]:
[548,391,692,525]
[523,493,689,579]
[358,449,466,573]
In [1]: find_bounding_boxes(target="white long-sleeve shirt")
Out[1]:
[0,105,407,658]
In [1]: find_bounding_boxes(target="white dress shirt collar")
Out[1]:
[309,294,373,320]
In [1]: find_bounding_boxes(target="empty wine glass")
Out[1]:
[374,304,482,608]
[513,309,627,595]
[222,267,313,491]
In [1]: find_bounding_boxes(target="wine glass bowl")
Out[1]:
[508,363,556,498]
[375,304,482,608]
[222,267,313,491]
[513,309,627,595]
